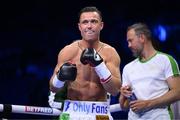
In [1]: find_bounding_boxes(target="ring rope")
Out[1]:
[0,103,121,116]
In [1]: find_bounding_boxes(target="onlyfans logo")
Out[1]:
[64,101,70,112]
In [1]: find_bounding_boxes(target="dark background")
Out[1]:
[0,0,180,119]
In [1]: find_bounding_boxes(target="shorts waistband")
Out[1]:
[62,100,110,115]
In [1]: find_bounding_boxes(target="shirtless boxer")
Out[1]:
[49,6,121,120]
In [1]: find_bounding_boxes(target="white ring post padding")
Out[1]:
[11,105,61,116]
[0,104,61,116]
[110,103,122,113]
[0,104,3,112]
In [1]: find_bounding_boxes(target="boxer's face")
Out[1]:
[127,29,144,57]
[78,12,103,42]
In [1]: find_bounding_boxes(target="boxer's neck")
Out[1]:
[78,40,104,52]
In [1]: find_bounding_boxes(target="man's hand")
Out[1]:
[80,48,103,67]
[52,62,77,89]
[129,99,151,114]
[120,85,132,97]
[57,62,77,81]
[80,48,111,83]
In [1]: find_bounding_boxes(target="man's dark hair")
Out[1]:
[127,23,161,50]
[78,6,102,21]
[127,23,152,40]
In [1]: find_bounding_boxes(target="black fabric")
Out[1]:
[1,104,12,118]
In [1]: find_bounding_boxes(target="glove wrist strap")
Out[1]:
[94,62,112,83]
[52,75,65,88]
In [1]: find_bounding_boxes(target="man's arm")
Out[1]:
[80,47,121,96]
[148,76,180,108]
[130,76,180,112]
[102,47,121,96]
[49,44,77,92]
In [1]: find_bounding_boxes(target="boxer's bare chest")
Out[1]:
[66,46,106,100]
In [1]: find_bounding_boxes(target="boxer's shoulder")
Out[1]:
[99,42,120,62]
[101,42,116,51]
[99,42,117,53]
[61,41,79,54]
[64,40,80,51]
[59,41,80,58]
